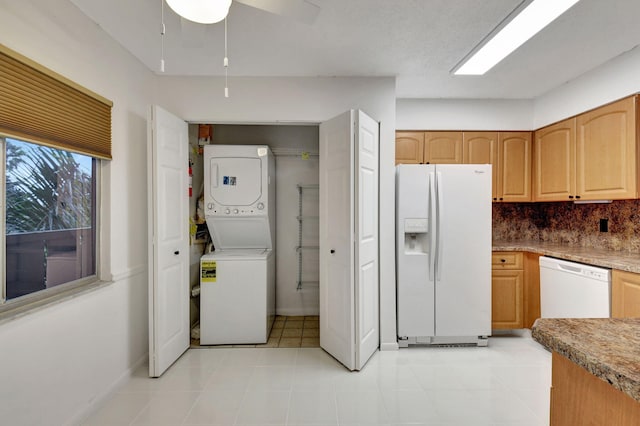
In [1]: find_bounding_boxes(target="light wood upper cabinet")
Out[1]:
[395,132,424,165]
[534,118,576,201]
[498,132,531,202]
[396,131,462,165]
[612,270,640,318]
[576,96,638,200]
[534,96,639,201]
[463,132,498,200]
[424,132,463,164]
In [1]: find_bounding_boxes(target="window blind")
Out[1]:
[0,44,112,160]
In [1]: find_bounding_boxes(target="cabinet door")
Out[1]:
[395,132,424,165]
[463,132,498,201]
[498,132,531,202]
[576,96,637,200]
[524,252,541,329]
[492,270,524,329]
[533,118,576,201]
[424,131,462,164]
[612,270,640,318]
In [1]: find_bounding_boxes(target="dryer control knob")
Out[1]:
[207,203,214,210]
[257,202,264,210]
[225,208,230,214]
[233,209,239,214]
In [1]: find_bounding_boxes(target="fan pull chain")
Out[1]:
[224,17,229,98]
[160,0,166,72]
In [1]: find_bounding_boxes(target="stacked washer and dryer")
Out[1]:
[200,145,276,345]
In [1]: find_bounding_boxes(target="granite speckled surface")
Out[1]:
[493,240,640,273]
[532,318,640,402]
[493,199,640,252]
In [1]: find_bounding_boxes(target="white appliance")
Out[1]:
[396,164,492,347]
[204,145,275,249]
[200,145,276,345]
[539,256,611,318]
[200,249,275,344]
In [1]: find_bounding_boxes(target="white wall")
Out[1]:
[396,98,534,130]
[0,1,155,424]
[533,46,640,128]
[157,76,399,349]
[397,46,640,133]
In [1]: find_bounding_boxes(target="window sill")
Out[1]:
[0,279,112,325]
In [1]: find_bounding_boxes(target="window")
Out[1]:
[2,137,97,302]
[0,44,111,314]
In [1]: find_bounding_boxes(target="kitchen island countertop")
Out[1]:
[493,240,640,273]
[532,317,640,403]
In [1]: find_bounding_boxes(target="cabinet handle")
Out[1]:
[500,259,506,263]
[493,198,497,201]
[576,195,581,199]
[499,197,503,201]
[569,195,574,199]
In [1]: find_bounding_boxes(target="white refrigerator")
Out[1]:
[396,164,491,347]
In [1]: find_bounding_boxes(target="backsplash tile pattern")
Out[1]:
[493,199,640,253]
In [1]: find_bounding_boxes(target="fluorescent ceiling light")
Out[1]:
[454,0,581,75]
[166,0,232,24]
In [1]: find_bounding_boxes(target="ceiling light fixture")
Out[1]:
[166,0,232,24]
[453,0,581,75]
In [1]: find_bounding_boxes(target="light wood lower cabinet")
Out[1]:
[492,252,524,329]
[491,251,541,329]
[523,252,541,328]
[492,269,524,329]
[612,270,640,318]
[550,352,640,425]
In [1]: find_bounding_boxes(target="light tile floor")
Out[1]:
[82,330,551,425]
[192,316,320,349]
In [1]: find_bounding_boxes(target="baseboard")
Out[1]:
[65,353,148,426]
[380,342,399,351]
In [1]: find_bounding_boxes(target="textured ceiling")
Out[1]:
[70,0,640,98]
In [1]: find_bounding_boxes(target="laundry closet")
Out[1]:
[187,123,320,348]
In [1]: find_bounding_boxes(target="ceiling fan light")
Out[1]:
[165,0,232,24]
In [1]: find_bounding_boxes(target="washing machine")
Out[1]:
[200,249,275,344]
[200,145,276,345]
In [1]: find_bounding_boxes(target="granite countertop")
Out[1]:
[493,240,640,273]
[532,318,640,402]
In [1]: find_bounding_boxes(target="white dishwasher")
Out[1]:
[539,256,611,318]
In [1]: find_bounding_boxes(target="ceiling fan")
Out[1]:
[165,0,321,25]
[161,0,320,97]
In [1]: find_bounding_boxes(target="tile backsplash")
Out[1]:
[493,199,640,252]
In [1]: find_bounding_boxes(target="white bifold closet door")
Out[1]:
[147,105,190,377]
[319,110,380,371]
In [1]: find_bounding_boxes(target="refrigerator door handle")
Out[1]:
[428,171,436,282]
[436,171,444,281]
